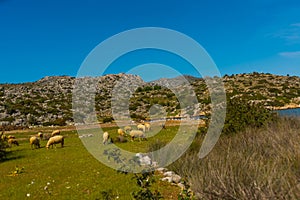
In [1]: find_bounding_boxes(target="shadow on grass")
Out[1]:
[0,151,25,163]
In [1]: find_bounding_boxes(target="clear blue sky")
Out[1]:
[1,0,300,83]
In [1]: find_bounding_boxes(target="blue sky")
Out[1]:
[1,0,300,83]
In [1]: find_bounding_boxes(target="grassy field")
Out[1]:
[0,125,182,200]
[3,117,299,199]
[170,117,300,199]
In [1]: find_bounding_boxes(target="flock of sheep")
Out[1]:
[2,121,157,150]
[1,130,64,150]
[103,122,151,144]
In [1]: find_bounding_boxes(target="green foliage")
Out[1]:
[8,166,25,176]
[103,148,163,199]
[42,118,66,126]
[102,117,114,123]
[222,97,276,135]
[1,116,14,123]
[177,181,195,200]
[131,172,163,200]
[153,85,161,90]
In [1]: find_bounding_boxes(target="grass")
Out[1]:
[169,117,300,199]
[3,117,299,199]
[0,126,182,200]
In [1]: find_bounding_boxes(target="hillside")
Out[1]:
[0,72,299,127]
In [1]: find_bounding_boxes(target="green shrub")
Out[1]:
[102,117,114,123]
[222,97,276,135]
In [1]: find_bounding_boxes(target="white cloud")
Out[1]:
[291,23,300,27]
[278,51,300,58]
[272,23,300,44]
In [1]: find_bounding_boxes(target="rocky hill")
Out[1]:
[0,72,299,127]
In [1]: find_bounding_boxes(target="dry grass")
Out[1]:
[170,117,300,199]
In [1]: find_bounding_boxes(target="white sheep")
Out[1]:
[8,138,19,147]
[1,134,7,141]
[103,132,110,145]
[124,126,132,133]
[7,135,16,139]
[117,128,125,136]
[130,130,146,142]
[137,124,146,132]
[29,136,40,149]
[51,130,60,137]
[46,135,64,149]
[37,132,43,140]
[144,122,151,132]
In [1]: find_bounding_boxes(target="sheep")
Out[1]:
[114,135,127,143]
[129,130,146,142]
[7,135,16,139]
[103,131,110,145]
[29,136,40,149]
[144,122,151,132]
[8,139,19,147]
[37,132,43,140]
[137,124,146,132]
[124,126,132,133]
[51,130,60,137]
[46,135,64,149]
[1,134,7,141]
[43,133,51,140]
[117,128,125,136]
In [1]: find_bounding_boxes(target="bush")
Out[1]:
[222,97,276,135]
[102,117,114,123]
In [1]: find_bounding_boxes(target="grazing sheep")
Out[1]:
[144,122,151,132]
[29,136,40,149]
[124,126,132,133]
[114,135,127,143]
[7,135,15,139]
[130,130,146,142]
[8,139,19,147]
[117,128,125,136]
[137,124,146,132]
[1,134,7,141]
[37,132,43,140]
[46,135,64,149]
[43,133,51,140]
[51,130,60,137]
[103,132,110,145]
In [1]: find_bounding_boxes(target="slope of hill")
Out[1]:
[0,72,299,127]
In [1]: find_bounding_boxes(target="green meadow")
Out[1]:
[0,126,182,200]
